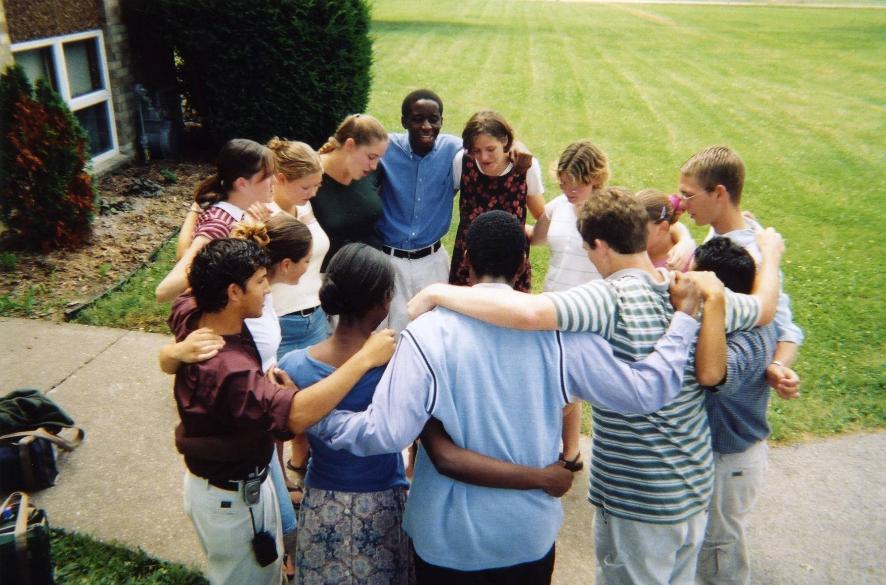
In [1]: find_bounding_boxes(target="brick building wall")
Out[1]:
[99,0,136,158]
[0,3,12,70]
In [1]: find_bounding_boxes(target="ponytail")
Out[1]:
[319,114,387,154]
[267,137,322,180]
[230,221,271,248]
[230,216,311,266]
[635,188,682,225]
[194,138,275,207]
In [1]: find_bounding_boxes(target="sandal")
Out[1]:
[287,484,304,510]
[283,553,295,582]
[286,460,308,474]
[559,452,584,473]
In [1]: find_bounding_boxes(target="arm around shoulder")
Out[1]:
[156,236,211,302]
[407,283,558,330]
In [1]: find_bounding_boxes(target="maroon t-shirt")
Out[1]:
[168,295,296,481]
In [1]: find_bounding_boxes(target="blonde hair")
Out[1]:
[557,140,610,189]
[267,137,322,181]
[635,188,681,225]
[680,145,745,204]
[318,114,388,154]
[230,216,312,266]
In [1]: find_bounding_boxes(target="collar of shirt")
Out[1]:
[377,133,462,250]
[214,200,246,221]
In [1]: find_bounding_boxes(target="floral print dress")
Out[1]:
[449,154,531,292]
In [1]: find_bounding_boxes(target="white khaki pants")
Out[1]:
[696,440,768,585]
[183,471,283,585]
[595,507,707,585]
[384,246,450,333]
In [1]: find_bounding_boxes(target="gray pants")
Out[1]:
[183,471,283,585]
[595,507,707,585]
[696,440,768,585]
[383,246,450,333]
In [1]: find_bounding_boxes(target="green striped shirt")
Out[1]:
[546,268,759,523]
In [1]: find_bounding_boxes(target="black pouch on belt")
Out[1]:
[248,506,277,567]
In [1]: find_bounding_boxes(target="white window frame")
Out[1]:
[12,29,120,166]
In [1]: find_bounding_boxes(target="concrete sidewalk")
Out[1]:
[1,317,883,584]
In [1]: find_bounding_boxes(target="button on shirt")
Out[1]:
[377,133,462,250]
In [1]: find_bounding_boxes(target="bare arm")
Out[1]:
[156,235,211,302]
[689,272,728,386]
[529,209,551,246]
[286,329,396,433]
[407,283,558,330]
[420,418,573,497]
[750,228,785,325]
[527,194,546,222]
[175,205,201,260]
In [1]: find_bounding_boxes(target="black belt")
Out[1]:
[382,240,442,260]
[208,466,268,492]
[284,305,319,317]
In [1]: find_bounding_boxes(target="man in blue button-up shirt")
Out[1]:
[378,89,462,332]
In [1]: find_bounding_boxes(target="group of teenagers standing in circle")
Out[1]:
[156,87,803,585]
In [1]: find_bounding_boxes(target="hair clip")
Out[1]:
[659,205,668,221]
[668,194,683,213]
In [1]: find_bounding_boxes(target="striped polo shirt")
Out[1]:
[193,202,244,241]
[546,268,760,524]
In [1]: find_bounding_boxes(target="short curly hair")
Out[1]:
[694,237,756,294]
[188,238,271,313]
[401,89,444,118]
[466,211,527,282]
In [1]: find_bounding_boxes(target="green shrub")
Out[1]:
[160,168,178,183]
[133,0,373,148]
[0,251,17,271]
[0,65,96,251]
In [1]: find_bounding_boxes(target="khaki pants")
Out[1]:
[183,471,283,585]
[696,440,768,585]
[384,246,450,333]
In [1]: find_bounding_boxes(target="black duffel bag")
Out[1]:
[0,389,83,493]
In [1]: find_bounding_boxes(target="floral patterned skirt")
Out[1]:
[295,486,414,585]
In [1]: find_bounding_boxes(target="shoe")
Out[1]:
[559,451,584,472]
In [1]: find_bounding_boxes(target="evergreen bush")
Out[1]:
[141,0,372,148]
[0,65,96,251]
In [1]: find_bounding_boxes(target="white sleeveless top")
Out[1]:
[270,201,330,315]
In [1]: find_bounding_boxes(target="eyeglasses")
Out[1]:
[678,192,699,202]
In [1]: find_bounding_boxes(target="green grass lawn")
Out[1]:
[51,1,884,581]
[50,529,206,584]
[80,0,884,445]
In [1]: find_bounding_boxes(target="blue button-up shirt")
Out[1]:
[377,133,462,249]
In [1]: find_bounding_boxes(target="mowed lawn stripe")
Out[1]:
[70,0,883,442]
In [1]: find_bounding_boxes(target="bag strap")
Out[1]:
[0,426,84,451]
[0,491,33,585]
[18,436,36,491]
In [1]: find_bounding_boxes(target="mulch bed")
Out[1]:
[0,160,212,321]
